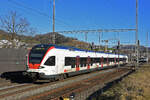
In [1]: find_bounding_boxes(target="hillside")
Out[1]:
[0,30,90,49]
[113,45,150,53]
[34,32,76,44]
[0,30,11,40]
[0,29,149,54]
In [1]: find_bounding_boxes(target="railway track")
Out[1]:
[0,80,12,88]
[0,67,132,100]
[28,68,131,100]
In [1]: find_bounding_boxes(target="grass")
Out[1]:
[98,64,150,100]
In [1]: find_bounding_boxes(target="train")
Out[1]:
[24,44,128,81]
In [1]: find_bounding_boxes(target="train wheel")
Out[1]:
[49,78,55,82]
[63,74,67,79]
[59,74,64,81]
[32,77,37,82]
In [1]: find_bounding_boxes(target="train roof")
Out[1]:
[34,44,127,57]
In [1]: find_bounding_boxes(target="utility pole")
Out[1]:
[85,32,87,42]
[98,32,101,50]
[136,0,139,68]
[118,41,120,68]
[85,32,88,49]
[147,32,149,64]
[53,0,56,44]
[102,40,108,52]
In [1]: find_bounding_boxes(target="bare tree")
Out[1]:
[0,11,31,40]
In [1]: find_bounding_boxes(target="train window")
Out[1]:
[30,54,43,58]
[109,58,113,62]
[123,58,126,62]
[108,58,110,62]
[95,58,99,63]
[65,57,76,68]
[80,58,87,67]
[103,58,107,64]
[71,65,75,68]
[90,58,93,66]
[29,45,49,64]
[80,58,83,67]
[119,58,121,61]
[90,58,100,65]
[29,53,45,64]
[120,58,123,61]
[80,64,83,67]
[65,57,70,66]
[44,56,55,66]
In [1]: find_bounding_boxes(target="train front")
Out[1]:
[24,44,55,81]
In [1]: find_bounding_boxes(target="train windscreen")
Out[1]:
[29,45,50,64]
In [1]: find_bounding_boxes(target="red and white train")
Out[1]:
[25,44,128,80]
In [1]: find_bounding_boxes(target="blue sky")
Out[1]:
[0,0,150,46]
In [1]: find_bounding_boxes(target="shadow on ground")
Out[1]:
[0,71,33,83]
[0,71,51,84]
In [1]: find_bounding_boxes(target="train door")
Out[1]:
[87,56,90,69]
[57,55,65,74]
[43,56,57,75]
[76,56,80,71]
[101,57,103,68]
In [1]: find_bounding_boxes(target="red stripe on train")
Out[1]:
[28,64,40,69]
[40,46,55,64]
[87,56,90,69]
[101,57,103,68]
[87,65,90,69]
[76,56,80,71]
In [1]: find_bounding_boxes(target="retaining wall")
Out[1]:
[0,48,28,75]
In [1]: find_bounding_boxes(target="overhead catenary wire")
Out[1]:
[6,0,138,48]
[7,0,128,32]
[7,0,84,30]
[7,0,49,17]
[57,29,136,34]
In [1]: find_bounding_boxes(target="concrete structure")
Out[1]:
[0,48,28,75]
